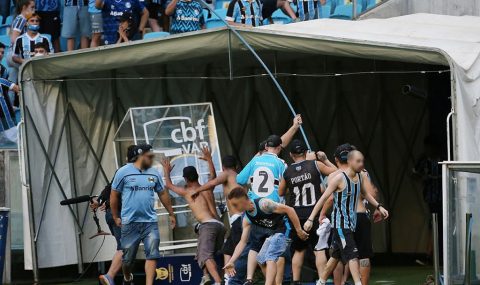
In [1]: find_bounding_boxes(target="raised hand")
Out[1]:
[199,145,212,161]
[293,114,302,128]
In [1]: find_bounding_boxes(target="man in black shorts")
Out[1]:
[145,0,164,31]
[279,139,336,284]
[261,0,298,23]
[36,0,61,52]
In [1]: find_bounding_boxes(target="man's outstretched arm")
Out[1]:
[281,114,302,148]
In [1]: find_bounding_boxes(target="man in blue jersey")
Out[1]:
[12,13,53,65]
[165,0,205,34]
[305,150,388,285]
[237,134,286,202]
[96,0,149,45]
[110,144,176,285]
[224,187,308,285]
[225,0,262,27]
[36,0,61,51]
[61,0,91,50]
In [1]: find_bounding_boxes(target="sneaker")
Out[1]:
[99,274,115,285]
[243,280,253,285]
[315,280,326,285]
[200,275,212,285]
[122,274,134,285]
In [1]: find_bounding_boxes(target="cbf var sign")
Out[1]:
[114,103,222,188]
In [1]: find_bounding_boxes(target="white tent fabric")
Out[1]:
[19,13,480,272]
[259,13,480,160]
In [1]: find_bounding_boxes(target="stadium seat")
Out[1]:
[205,8,227,29]
[215,0,229,9]
[319,4,331,18]
[5,15,12,26]
[330,4,352,19]
[0,35,9,47]
[144,31,170,40]
[269,9,292,24]
[0,25,8,35]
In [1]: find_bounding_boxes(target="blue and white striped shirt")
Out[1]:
[332,172,361,230]
[11,15,27,35]
[13,34,54,60]
[296,0,320,21]
[225,0,262,27]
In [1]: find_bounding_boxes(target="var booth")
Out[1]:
[18,14,480,284]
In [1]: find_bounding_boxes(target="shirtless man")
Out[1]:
[161,158,226,285]
[304,150,389,285]
[191,155,242,265]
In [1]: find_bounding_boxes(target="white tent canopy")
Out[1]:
[19,13,480,283]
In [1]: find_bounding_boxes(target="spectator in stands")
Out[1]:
[36,0,61,52]
[165,0,205,34]
[10,0,35,44]
[95,0,149,45]
[226,0,262,27]
[116,13,135,43]
[145,0,163,32]
[0,43,8,80]
[33,42,50,56]
[262,0,298,24]
[88,0,103,47]
[12,13,53,65]
[295,0,325,21]
[61,0,91,51]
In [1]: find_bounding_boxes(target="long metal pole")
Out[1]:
[352,0,357,19]
[432,213,440,285]
[465,213,472,285]
[200,3,311,149]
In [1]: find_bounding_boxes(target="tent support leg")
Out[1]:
[64,100,84,274]
[228,31,233,81]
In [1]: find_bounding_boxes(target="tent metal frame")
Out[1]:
[17,25,460,283]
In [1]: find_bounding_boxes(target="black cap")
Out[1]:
[126,144,137,162]
[183,166,199,182]
[266,135,282,148]
[130,144,153,161]
[334,143,356,163]
[289,139,307,154]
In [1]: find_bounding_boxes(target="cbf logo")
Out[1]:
[143,117,209,157]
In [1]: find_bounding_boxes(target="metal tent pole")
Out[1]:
[432,213,440,285]
[199,2,311,149]
[465,213,473,285]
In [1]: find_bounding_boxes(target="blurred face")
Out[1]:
[348,151,364,173]
[229,196,250,213]
[27,16,40,33]
[34,47,46,56]
[24,1,35,15]
[140,151,155,169]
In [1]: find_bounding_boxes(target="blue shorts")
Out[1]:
[61,6,91,38]
[105,210,122,250]
[256,233,287,264]
[121,222,160,265]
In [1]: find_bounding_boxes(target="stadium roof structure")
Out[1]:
[19,13,480,284]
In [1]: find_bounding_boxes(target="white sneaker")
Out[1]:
[200,275,212,285]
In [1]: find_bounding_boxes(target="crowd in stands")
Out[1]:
[0,0,380,144]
